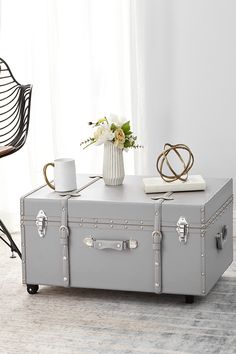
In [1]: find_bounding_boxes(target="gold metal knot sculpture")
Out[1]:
[156,143,194,182]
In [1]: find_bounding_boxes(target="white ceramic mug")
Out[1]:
[43,158,77,192]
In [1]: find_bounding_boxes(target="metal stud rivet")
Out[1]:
[22,260,25,263]
[140,221,143,224]
[125,220,128,224]
[63,256,67,260]
[98,243,102,247]
[201,272,205,276]
[155,283,159,287]
[64,277,67,281]
[155,262,159,266]
[110,225,113,228]
[110,220,113,223]
[201,254,204,257]
[117,244,121,248]
[202,290,205,294]
[140,226,143,230]
[79,223,82,227]
[62,207,65,211]
[155,212,158,216]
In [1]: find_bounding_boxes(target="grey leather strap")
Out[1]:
[59,177,102,287]
[153,192,173,293]
[60,196,70,287]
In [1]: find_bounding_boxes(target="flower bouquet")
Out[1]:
[80,114,141,150]
[81,114,142,185]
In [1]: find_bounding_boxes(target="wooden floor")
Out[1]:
[0,234,236,354]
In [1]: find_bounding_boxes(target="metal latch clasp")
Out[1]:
[36,210,48,238]
[176,216,189,243]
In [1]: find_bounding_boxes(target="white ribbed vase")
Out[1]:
[103,142,124,186]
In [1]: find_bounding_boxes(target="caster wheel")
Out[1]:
[27,284,39,295]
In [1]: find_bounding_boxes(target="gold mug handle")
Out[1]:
[43,163,55,190]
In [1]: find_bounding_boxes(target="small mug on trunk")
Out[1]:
[43,158,77,192]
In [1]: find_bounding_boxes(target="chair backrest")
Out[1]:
[0,58,32,158]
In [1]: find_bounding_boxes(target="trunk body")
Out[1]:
[21,175,233,297]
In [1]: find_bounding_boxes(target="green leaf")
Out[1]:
[125,130,132,136]
[110,123,118,132]
[121,121,131,134]
[124,140,131,148]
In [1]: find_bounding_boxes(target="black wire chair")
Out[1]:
[0,58,32,259]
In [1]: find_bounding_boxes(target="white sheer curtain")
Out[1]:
[0,0,138,231]
[1,0,236,231]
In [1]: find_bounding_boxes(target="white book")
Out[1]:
[143,175,206,194]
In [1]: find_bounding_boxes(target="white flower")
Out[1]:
[109,113,126,127]
[93,125,114,145]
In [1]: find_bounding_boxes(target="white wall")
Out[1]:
[172,1,236,181]
[134,0,236,197]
